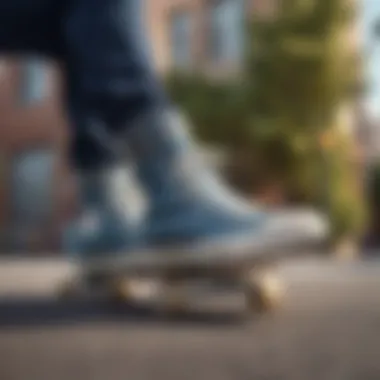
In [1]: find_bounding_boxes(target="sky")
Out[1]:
[362,0,380,118]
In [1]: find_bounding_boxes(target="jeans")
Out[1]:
[0,0,166,170]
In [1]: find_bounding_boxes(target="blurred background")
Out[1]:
[1,2,380,380]
[0,0,380,257]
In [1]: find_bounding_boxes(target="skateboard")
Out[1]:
[57,244,308,316]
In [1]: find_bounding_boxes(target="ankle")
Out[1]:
[76,165,123,208]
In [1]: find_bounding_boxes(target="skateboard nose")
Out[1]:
[266,209,330,244]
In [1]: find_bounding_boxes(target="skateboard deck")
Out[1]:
[58,243,315,316]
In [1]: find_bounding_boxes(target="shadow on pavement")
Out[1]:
[0,297,250,330]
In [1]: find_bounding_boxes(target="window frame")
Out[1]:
[206,0,247,65]
[8,146,57,226]
[168,7,194,70]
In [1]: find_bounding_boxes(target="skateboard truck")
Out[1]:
[57,259,287,318]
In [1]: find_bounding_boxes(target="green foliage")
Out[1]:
[370,162,380,206]
[323,134,367,241]
[165,0,366,241]
[368,161,380,234]
[166,72,250,146]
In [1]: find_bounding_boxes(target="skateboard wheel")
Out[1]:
[244,269,284,314]
[161,296,188,316]
[157,280,189,316]
[108,278,134,303]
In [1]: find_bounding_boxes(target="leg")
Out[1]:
[62,0,329,263]
[62,0,166,172]
[60,0,155,259]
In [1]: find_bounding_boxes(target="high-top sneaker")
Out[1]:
[126,108,329,263]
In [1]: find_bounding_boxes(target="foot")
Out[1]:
[127,109,329,260]
[63,166,145,262]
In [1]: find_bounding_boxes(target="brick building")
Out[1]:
[145,0,275,75]
[0,0,360,252]
[0,60,73,251]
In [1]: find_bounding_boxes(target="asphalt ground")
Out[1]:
[0,257,380,380]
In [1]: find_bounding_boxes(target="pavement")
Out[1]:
[0,256,380,380]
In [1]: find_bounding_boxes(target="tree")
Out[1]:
[247,0,366,240]
[367,162,380,240]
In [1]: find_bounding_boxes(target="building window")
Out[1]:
[10,149,55,226]
[169,10,193,69]
[208,0,246,64]
[18,58,47,106]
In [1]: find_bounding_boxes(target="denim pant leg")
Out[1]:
[0,0,63,55]
[62,0,167,171]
